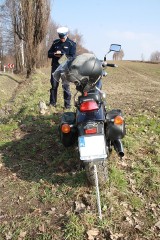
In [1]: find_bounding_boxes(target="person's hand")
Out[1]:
[54,51,62,58]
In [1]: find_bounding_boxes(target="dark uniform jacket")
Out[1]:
[48,38,76,67]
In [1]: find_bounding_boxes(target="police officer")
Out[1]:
[48,27,76,108]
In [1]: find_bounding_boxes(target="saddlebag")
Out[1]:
[105,109,126,140]
[60,112,78,147]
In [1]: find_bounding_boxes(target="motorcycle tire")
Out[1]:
[84,160,108,187]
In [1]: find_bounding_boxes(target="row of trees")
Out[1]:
[1,0,158,78]
[0,0,50,77]
[0,0,89,77]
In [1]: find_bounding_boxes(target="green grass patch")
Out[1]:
[64,213,85,240]
[109,166,128,191]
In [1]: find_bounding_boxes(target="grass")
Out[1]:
[109,166,128,191]
[0,63,160,239]
[64,213,85,240]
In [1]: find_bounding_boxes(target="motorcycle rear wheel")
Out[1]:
[84,160,108,187]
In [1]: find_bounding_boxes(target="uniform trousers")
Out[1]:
[50,65,71,108]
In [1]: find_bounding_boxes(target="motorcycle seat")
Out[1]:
[78,92,101,104]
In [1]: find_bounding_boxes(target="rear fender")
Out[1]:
[76,104,106,124]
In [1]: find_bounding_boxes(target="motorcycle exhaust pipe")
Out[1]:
[112,139,124,158]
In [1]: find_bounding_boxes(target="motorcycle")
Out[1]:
[53,44,126,186]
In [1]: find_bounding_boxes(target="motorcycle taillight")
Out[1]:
[85,128,97,134]
[80,101,98,112]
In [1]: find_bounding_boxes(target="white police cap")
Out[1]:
[57,27,69,35]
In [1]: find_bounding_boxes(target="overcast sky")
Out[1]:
[51,0,160,61]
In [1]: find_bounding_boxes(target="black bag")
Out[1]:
[105,109,126,140]
[60,112,78,147]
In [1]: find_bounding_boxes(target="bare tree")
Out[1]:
[150,51,160,62]
[14,0,50,77]
[0,36,3,70]
[141,53,145,62]
[69,29,90,55]
[0,1,15,68]
[1,0,92,75]
[113,49,124,61]
[0,23,3,70]
[46,19,59,50]
[1,0,50,76]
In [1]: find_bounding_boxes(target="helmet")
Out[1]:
[68,53,102,91]
[57,26,68,39]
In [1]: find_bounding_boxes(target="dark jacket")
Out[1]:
[48,37,76,67]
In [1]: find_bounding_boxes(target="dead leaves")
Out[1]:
[109,232,124,240]
[87,228,124,240]
[4,230,27,240]
[155,220,160,229]
[74,201,86,213]
[0,162,3,169]
[18,231,27,240]
[5,231,13,240]
[38,223,45,233]
[87,228,99,240]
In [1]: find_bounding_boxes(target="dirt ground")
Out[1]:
[1,61,159,116]
[103,61,160,116]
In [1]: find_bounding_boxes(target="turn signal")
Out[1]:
[61,124,71,133]
[114,116,124,125]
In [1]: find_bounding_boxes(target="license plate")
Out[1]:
[78,135,107,161]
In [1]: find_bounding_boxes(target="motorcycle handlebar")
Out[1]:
[106,63,118,67]
[102,62,118,68]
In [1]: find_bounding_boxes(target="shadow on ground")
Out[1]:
[0,111,86,186]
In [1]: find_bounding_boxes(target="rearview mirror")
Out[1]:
[109,44,121,52]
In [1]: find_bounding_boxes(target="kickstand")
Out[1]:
[94,164,102,220]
